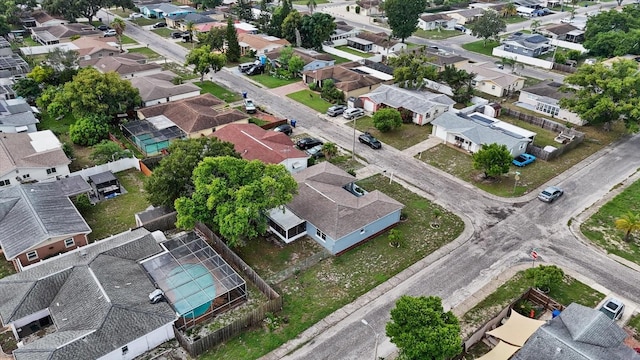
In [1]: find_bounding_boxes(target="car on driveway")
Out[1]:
[103,29,117,37]
[152,22,166,28]
[343,107,364,120]
[358,132,381,149]
[296,137,323,150]
[244,99,256,114]
[599,298,625,320]
[305,144,325,159]
[326,104,347,117]
[273,124,293,136]
[513,153,536,167]
[129,13,144,19]
[245,64,265,76]
[97,24,110,31]
[537,186,563,203]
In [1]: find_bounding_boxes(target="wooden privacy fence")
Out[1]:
[173,223,283,357]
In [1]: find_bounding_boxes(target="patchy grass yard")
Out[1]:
[351,116,433,151]
[151,28,173,37]
[163,62,198,80]
[335,45,373,58]
[330,53,353,64]
[287,90,333,113]
[0,260,16,280]
[413,29,463,40]
[195,80,242,102]
[250,74,301,88]
[81,169,151,241]
[462,40,501,57]
[581,178,640,265]
[628,313,640,335]
[201,174,464,360]
[503,15,529,24]
[37,112,75,135]
[224,55,256,68]
[460,270,604,338]
[120,35,137,45]
[130,17,159,26]
[127,46,161,59]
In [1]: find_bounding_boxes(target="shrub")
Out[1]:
[346,5,350,11]
[69,115,109,146]
[355,5,360,13]
[525,265,564,292]
[373,108,402,132]
[309,82,319,91]
[62,142,75,159]
[73,194,93,213]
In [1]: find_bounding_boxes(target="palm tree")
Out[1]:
[185,20,196,43]
[615,212,640,242]
[307,0,317,14]
[321,142,338,160]
[110,18,126,53]
[502,2,517,17]
[531,19,541,33]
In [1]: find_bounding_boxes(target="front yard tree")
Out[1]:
[300,12,336,50]
[175,156,298,247]
[195,0,222,9]
[386,295,462,360]
[373,108,403,132]
[560,60,640,132]
[472,143,512,179]
[43,0,106,24]
[186,45,216,82]
[110,17,126,52]
[615,212,640,242]
[210,52,227,73]
[469,10,506,47]
[385,0,427,43]
[321,142,338,159]
[144,137,239,209]
[583,7,640,58]
[13,78,41,104]
[225,16,241,62]
[525,265,565,292]
[69,114,110,146]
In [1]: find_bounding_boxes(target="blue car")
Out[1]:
[513,153,536,167]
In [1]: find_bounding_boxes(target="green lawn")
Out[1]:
[151,28,173,37]
[250,74,301,88]
[80,169,151,241]
[225,55,258,68]
[581,178,640,265]
[413,29,463,40]
[504,15,529,24]
[127,47,161,59]
[461,40,501,57]
[351,116,434,151]
[120,35,137,45]
[292,0,328,4]
[331,53,352,64]
[163,62,199,80]
[335,45,373,58]
[195,80,242,102]
[0,260,16,279]
[37,112,76,135]
[287,90,333,113]
[628,313,640,335]
[201,174,464,360]
[131,17,160,26]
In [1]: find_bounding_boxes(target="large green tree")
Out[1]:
[385,0,427,43]
[267,0,292,37]
[282,10,303,45]
[438,65,475,104]
[144,137,239,209]
[559,60,640,132]
[388,52,438,89]
[69,114,110,146]
[225,16,241,62]
[373,108,403,132]
[386,295,462,360]
[185,45,217,81]
[175,156,298,247]
[90,140,132,164]
[300,12,336,50]
[468,10,506,46]
[13,78,41,104]
[42,0,107,23]
[583,7,640,58]
[197,27,226,52]
[472,143,512,179]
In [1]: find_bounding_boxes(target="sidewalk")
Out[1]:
[401,136,442,157]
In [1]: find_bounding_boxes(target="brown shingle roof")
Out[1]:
[0,131,70,177]
[32,23,101,39]
[303,62,387,92]
[355,32,399,48]
[72,37,119,57]
[130,71,200,103]
[237,33,289,52]
[420,14,453,22]
[265,47,333,65]
[542,23,579,36]
[83,54,163,75]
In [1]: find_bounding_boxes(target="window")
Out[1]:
[64,238,75,248]
[0,179,10,187]
[491,85,496,90]
[27,251,38,261]
[316,229,326,241]
[46,167,57,175]
[122,346,129,355]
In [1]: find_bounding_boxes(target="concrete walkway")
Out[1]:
[401,136,443,157]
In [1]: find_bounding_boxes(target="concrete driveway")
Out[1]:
[269,81,308,97]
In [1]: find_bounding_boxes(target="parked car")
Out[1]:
[273,124,293,136]
[245,64,265,76]
[103,29,117,37]
[305,144,325,159]
[343,107,364,120]
[244,99,256,114]
[358,132,382,149]
[326,104,347,117]
[537,186,564,203]
[152,22,166,28]
[238,61,258,72]
[454,24,466,32]
[513,153,536,167]
[599,298,625,320]
[97,24,110,31]
[171,31,185,39]
[129,13,144,19]
[296,137,323,150]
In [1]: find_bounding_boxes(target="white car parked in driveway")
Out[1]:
[129,13,144,19]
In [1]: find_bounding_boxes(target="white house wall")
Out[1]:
[492,46,553,69]
[97,321,175,360]
[474,80,504,97]
[518,91,584,125]
[279,156,308,174]
[0,164,71,186]
[143,90,201,107]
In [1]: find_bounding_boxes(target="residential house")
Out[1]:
[360,85,456,125]
[137,93,249,138]
[417,49,470,72]
[0,228,178,360]
[0,78,17,100]
[539,23,579,40]
[139,3,196,19]
[514,0,544,7]
[267,162,404,254]
[130,71,201,107]
[122,117,186,156]
[195,21,258,35]
[502,33,551,57]
[212,123,309,173]
[31,23,102,45]
[303,61,394,98]
[0,37,12,57]
[512,303,640,360]
[81,53,163,78]
[516,6,536,17]
[445,8,485,25]
[30,10,67,27]
[517,80,584,125]
[357,0,382,16]
[0,98,39,133]
[165,12,216,30]
[0,53,30,78]
[418,14,457,31]
[456,62,525,97]
[72,37,120,60]
[0,130,71,186]
[430,111,533,155]
[331,21,361,41]
[237,33,290,56]
[265,47,335,72]
[0,178,92,271]
[348,32,407,54]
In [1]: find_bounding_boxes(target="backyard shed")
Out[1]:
[88,171,121,200]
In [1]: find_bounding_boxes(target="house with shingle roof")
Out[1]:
[349,32,407,54]
[418,13,457,31]
[0,98,39,133]
[0,178,92,271]
[503,33,552,57]
[137,93,249,137]
[212,123,309,173]
[357,0,382,16]
[165,12,217,30]
[512,303,640,360]
[0,130,70,186]
[431,111,533,155]
[71,37,120,60]
[517,80,584,125]
[303,61,394,98]
[130,71,201,107]
[139,3,196,19]
[0,227,178,360]
[237,33,289,56]
[360,84,455,125]
[29,10,67,27]
[265,47,335,72]
[30,23,101,45]
[267,162,404,254]
[81,53,163,78]
[456,62,525,97]
[446,8,485,25]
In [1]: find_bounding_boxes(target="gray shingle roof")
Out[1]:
[512,303,640,360]
[130,71,200,103]
[361,85,455,115]
[0,131,70,178]
[0,228,177,360]
[0,182,91,260]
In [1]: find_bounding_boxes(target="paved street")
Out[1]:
[106,7,640,360]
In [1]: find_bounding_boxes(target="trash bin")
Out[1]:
[290,119,297,128]
[99,17,103,22]
[552,309,561,318]
[242,91,247,99]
